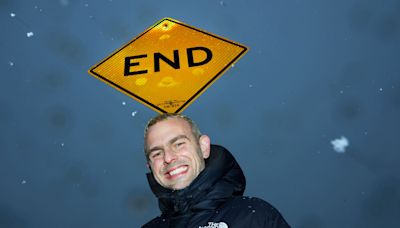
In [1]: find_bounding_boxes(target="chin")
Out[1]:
[170,183,187,190]
[169,181,191,190]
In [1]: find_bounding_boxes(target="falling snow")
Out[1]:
[60,0,69,6]
[34,6,43,12]
[331,136,349,153]
[1,2,398,228]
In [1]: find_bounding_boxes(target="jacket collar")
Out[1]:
[146,145,246,216]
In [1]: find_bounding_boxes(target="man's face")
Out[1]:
[145,118,210,190]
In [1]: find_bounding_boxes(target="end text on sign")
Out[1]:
[124,46,212,76]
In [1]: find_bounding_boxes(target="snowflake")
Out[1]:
[330,136,349,153]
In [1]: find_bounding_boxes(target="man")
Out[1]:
[142,113,290,228]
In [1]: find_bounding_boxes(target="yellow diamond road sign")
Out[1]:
[88,17,248,113]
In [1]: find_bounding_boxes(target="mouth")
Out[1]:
[165,165,188,179]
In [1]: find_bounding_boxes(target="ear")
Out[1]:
[199,135,211,159]
[146,162,152,172]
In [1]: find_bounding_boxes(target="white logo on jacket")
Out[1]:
[199,221,228,228]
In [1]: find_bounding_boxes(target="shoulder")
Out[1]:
[141,216,167,228]
[233,196,280,213]
[220,196,291,228]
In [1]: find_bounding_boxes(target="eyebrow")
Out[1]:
[169,135,190,145]
[147,135,190,155]
[148,146,163,155]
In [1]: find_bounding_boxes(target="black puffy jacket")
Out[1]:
[142,145,291,228]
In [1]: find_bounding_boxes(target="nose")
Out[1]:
[163,147,177,164]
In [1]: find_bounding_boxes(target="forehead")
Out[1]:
[146,118,192,145]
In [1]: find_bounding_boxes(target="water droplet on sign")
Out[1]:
[159,34,170,40]
[158,77,177,87]
[135,77,147,86]
[192,68,204,76]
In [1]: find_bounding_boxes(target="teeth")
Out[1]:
[169,166,187,176]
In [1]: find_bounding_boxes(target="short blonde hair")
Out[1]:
[143,113,201,159]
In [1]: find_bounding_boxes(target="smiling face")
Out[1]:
[145,117,210,190]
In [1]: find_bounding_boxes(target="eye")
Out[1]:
[174,141,186,149]
[150,151,162,160]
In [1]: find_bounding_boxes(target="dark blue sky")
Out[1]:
[1,0,399,227]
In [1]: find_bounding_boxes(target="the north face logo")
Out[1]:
[199,221,229,228]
